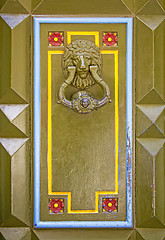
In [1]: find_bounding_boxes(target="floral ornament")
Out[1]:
[102,198,118,213]
[103,32,118,46]
[48,32,64,46]
[49,199,64,213]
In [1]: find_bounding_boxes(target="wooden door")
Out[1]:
[0,0,164,239]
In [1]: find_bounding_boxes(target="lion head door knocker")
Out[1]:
[58,40,112,114]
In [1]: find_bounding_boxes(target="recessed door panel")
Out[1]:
[34,17,133,228]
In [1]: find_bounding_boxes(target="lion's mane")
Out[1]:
[62,40,102,89]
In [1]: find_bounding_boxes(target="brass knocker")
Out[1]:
[58,40,112,114]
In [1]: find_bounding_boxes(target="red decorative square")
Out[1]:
[103,32,118,46]
[48,32,64,46]
[48,198,64,214]
[102,198,118,213]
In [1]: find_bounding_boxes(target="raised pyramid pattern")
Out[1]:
[0,227,29,240]
[135,0,149,13]
[137,15,165,30]
[138,123,164,138]
[18,0,31,13]
[0,14,29,29]
[137,227,165,239]
[136,231,145,240]
[136,106,153,137]
[0,138,28,156]
[136,104,165,138]
[121,0,134,13]
[137,0,165,15]
[137,88,165,104]
[137,104,165,122]
[0,89,27,104]
[0,104,28,121]
[0,0,28,14]
[137,138,165,156]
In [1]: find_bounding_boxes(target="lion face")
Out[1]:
[62,40,102,89]
[71,53,92,79]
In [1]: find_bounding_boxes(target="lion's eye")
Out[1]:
[72,57,79,64]
[73,59,78,64]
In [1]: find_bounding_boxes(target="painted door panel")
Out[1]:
[34,18,132,227]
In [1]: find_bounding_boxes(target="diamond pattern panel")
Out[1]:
[136,105,165,138]
[0,15,31,227]
[0,104,28,121]
[0,111,27,137]
[136,2,165,228]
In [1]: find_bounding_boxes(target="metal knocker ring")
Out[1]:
[58,40,112,114]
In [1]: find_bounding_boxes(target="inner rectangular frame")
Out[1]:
[48,41,119,214]
[34,17,133,228]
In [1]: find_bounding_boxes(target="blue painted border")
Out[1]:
[34,17,133,228]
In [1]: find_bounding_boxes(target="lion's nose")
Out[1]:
[79,55,86,69]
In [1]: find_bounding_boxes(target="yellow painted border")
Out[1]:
[47,32,118,214]
[48,50,118,213]
[67,31,100,47]
[101,50,119,195]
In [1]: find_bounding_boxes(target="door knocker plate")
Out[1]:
[58,40,112,114]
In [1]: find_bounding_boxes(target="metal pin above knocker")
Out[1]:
[58,40,112,114]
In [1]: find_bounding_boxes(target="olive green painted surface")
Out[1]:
[11,16,31,102]
[0,0,165,239]
[135,13,165,230]
[0,14,31,229]
[40,23,127,221]
[0,0,7,10]
[33,229,134,240]
[0,0,28,14]
[31,0,42,12]
[137,0,164,15]
[0,17,11,98]
[33,0,131,15]
[0,147,11,225]
[154,20,165,100]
